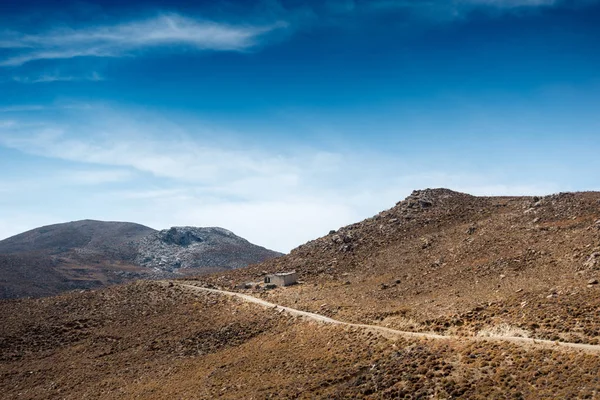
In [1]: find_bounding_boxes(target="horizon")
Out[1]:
[1,0,599,252]
[0,185,595,250]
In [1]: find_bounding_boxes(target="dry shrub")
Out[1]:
[384,316,428,332]
[477,323,531,338]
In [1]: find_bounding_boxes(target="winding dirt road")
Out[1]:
[173,282,600,354]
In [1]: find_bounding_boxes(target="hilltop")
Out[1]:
[0,220,281,299]
[200,189,600,345]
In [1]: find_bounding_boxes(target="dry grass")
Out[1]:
[2,282,600,399]
[3,189,600,398]
[477,323,531,338]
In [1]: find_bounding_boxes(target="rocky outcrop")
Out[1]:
[135,226,282,273]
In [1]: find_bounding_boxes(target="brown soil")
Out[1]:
[196,189,600,344]
[2,189,600,399]
[2,280,600,399]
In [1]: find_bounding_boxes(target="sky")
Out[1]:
[0,0,599,252]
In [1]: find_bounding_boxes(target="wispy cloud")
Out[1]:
[0,110,319,194]
[11,71,104,83]
[0,105,46,113]
[322,0,596,20]
[0,14,287,67]
[0,1,591,68]
[0,105,566,251]
[365,0,588,9]
[0,109,361,250]
[0,168,134,194]
[62,169,134,185]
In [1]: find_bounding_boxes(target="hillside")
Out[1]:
[199,189,600,345]
[0,220,155,256]
[2,280,600,399]
[0,220,281,299]
[1,188,600,399]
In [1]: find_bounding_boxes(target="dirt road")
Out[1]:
[173,282,600,354]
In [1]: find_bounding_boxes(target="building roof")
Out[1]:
[268,271,296,277]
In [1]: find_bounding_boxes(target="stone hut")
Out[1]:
[264,271,297,287]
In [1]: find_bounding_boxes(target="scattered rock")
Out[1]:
[420,237,432,249]
[135,227,281,274]
[418,198,433,208]
[582,252,600,270]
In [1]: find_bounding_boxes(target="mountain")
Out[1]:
[0,220,281,299]
[1,189,600,398]
[203,188,600,345]
[0,219,155,256]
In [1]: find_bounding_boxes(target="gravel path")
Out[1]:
[174,282,600,354]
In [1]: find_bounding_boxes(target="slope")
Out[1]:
[0,220,281,299]
[0,220,155,299]
[198,189,600,345]
[1,280,599,399]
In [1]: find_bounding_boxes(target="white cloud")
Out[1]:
[0,109,379,250]
[0,14,287,67]
[62,169,134,185]
[0,168,134,195]
[11,71,104,83]
[0,128,304,187]
[331,0,593,20]
[0,105,46,113]
[0,106,566,251]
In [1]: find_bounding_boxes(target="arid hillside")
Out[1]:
[200,189,600,345]
[0,220,154,299]
[1,188,600,399]
[1,280,599,399]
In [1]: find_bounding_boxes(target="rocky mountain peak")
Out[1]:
[156,227,239,246]
[135,226,280,273]
[398,188,474,208]
[159,227,203,247]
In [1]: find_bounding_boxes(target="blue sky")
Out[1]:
[1,0,599,251]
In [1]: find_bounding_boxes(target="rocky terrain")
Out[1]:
[0,221,281,299]
[1,188,600,399]
[1,280,599,399]
[197,189,600,345]
[135,226,281,273]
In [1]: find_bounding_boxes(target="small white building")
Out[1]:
[264,271,298,287]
